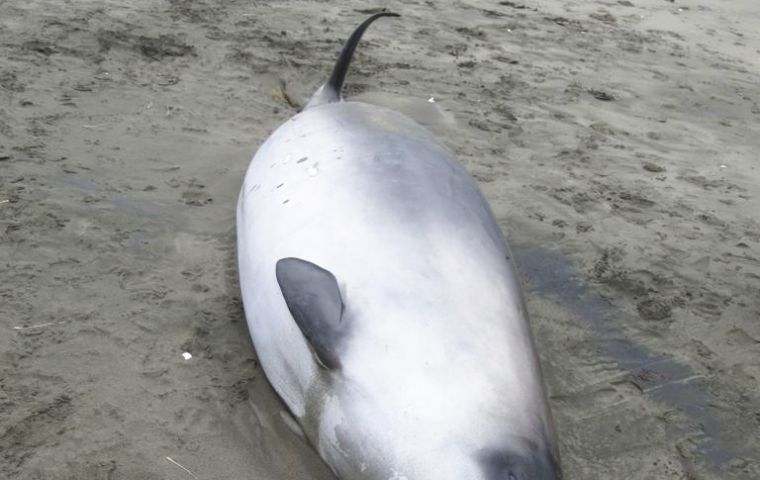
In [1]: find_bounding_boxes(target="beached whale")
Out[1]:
[237,12,561,480]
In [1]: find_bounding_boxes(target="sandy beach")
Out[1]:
[2,0,759,478]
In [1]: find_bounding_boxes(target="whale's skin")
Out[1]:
[237,101,560,480]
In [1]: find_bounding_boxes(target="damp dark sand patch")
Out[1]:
[515,248,740,468]
[44,172,190,227]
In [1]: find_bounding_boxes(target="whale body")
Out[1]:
[237,13,561,480]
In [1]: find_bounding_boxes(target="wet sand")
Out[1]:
[2,0,759,479]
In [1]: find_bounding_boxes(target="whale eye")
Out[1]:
[476,444,560,480]
[478,449,526,480]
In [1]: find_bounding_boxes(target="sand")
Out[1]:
[1,0,759,478]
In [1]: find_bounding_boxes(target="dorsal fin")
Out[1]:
[304,12,400,109]
[275,257,347,369]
